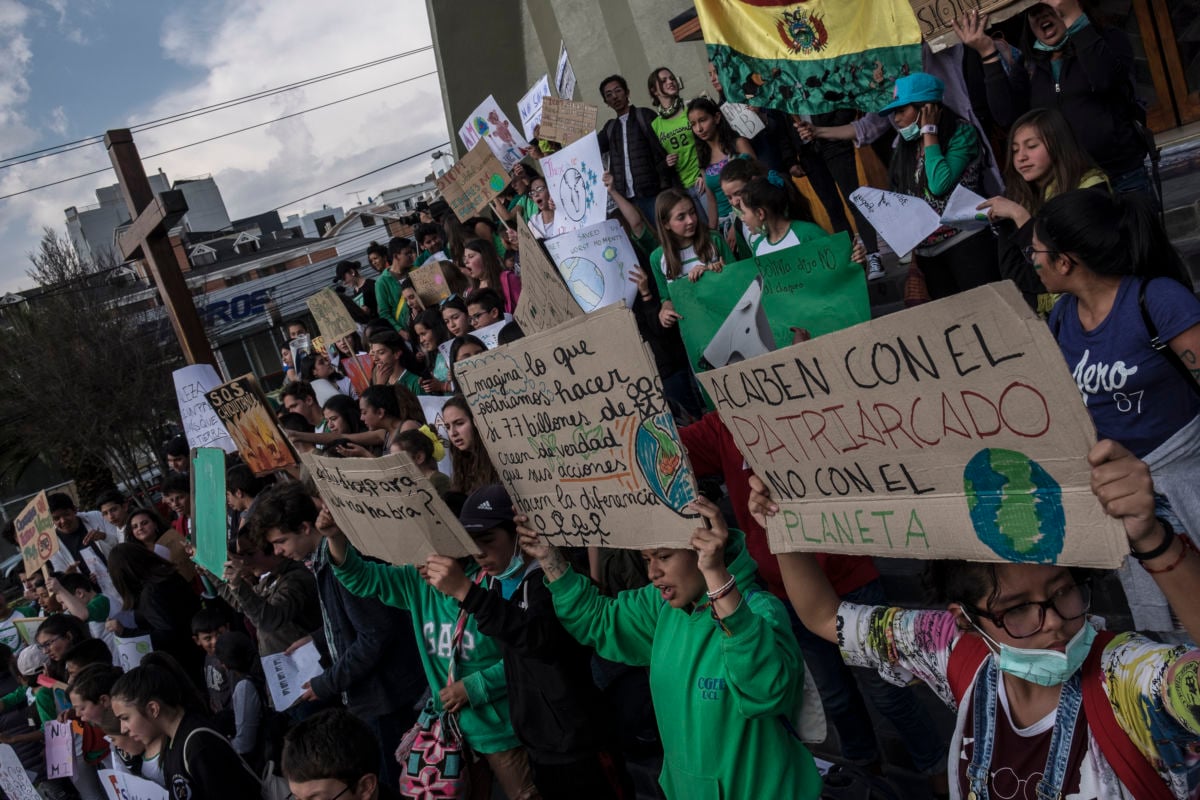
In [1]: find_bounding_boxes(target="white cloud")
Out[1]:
[46,104,65,135]
[0,0,449,293]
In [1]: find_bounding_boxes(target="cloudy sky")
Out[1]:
[0,0,450,293]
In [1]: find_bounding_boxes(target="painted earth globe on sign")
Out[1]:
[963,448,1066,563]
[558,256,605,311]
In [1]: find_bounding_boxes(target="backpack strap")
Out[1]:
[1138,277,1200,396]
[1081,630,1175,800]
[181,726,261,786]
[947,634,991,706]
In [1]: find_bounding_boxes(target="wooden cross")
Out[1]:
[105,128,216,366]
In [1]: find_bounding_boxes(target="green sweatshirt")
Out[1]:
[332,545,518,754]
[547,532,821,799]
[374,268,411,332]
[922,123,979,198]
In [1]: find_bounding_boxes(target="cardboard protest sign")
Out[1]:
[0,744,40,800]
[306,288,358,345]
[14,492,57,576]
[513,216,583,334]
[458,95,530,171]
[191,448,228,577]
[455,304,701,549]
[173,365,236,452]
[544,219,640,313]
[850,187,941,258]
[302,452,477,563]
[44,721,74,778]
[262,640,323,710]
[205,374,298,476]
[409,260,454,306]
[99,770,169,800]
[518,74,551,141]
[671,233,869,376]
[720,102,766,139]
[538,97,598,146]
[910,0,1041,51]
[12,617,44,646]
[437,316,511,371]
[540,133,605,233]
[699,282,1127,567]
[555,42,577,98]
[437,141,511,223]
[340,353,374,394]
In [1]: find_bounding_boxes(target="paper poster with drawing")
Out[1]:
[849,187,941,258]
[556,42,577,99]
[540,132,605,234]
[543,220,639,313]
[205,374,299,476]
[699,282,1128,567]
[518,75,552,141]
[457,95,530,171]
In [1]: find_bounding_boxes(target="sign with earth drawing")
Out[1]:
[455,304,701,549]
[543,220,639,314]
[699,282,1128,568]
[540,132,605,234]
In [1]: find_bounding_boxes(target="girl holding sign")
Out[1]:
[516,497,822,799]
[757,441,1200,799]
[648,187,735,330]
[739,175,867,266]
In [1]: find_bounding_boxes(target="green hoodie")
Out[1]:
[333,545,519,754]
[547,532,821,800]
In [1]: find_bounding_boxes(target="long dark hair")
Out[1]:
[323,394,365,435]
[1003,108,1101,214]
[686,97,741,167]
[888,104,966,199]
[462,238,507,293]
[107,542,181,609]
[1033,189,1188,285]
[740,175,814,228]
[124,506,169,546]
[442,395,499,494]
[410,308,450,353]
[109,652,208,716]
[36,615,90,681]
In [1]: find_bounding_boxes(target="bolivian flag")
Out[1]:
[696,0,922,116]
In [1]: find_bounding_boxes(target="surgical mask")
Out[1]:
[973,619,1096,686]
[495,542,525,581]
[897,120,922,141]
[1033,13,1090,52]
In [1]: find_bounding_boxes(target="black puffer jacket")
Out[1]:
[982,22,1146,176]
[599,104,672,197]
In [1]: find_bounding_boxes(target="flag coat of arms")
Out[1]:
[696,0,923,116]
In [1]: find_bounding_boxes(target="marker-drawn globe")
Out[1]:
[559,168,588,221]
[558,256,605,311]
[963,448,1065,563]
[488,173,505,192]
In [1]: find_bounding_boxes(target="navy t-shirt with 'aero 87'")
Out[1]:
[1049,275,1200,457]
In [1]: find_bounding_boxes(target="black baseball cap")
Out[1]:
[459,485,514,534]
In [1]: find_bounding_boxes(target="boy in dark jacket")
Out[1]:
[424,485,633,800]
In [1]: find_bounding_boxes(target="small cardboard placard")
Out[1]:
[302,452,477,564]
[409,260,454,306]
[910,0,1041,52]
[698,282,1128,567]
[14,492,57,576]
[437,141,511,223]
[538,97,598,146]
[513,216,583,334]
[205,374,299,476]
[306,288,358,345]
[44,720,74,778]
[191,448,228,576]
[172,365,237,453]
[455,304,700,549]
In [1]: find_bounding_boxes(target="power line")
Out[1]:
[0,47,433,168]
[270,141,449,212]
[0,73,441,202]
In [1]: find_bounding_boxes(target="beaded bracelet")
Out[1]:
[706,575,736,601]
[1142,533,1196,575]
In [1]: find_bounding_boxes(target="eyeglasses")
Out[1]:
[37,635,63,652]
[1021,246,1058,265]
[964,581,1091,639]
[468,311,489,323]
[529,185,547,196]
[287,785,352,800]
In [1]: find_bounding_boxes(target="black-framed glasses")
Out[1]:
[965,581,1091,639]
[37,635,63,652]
[1021,245,1058,265]
[287,784,352,800]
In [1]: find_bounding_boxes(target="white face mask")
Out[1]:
[897,120,922,141]
[972,619,1096,686]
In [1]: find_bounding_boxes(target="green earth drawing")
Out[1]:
[964,448,1065,563]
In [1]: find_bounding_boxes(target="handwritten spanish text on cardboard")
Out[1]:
[908,0,1040,52]
[205,374,298,476]
[15,491,57,576]
[303,452,476,563]
[437,141,510,223]
[306,288,358,344]
[455,304,699,548]
[700,282,1126,567]
[513,215,583,334]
